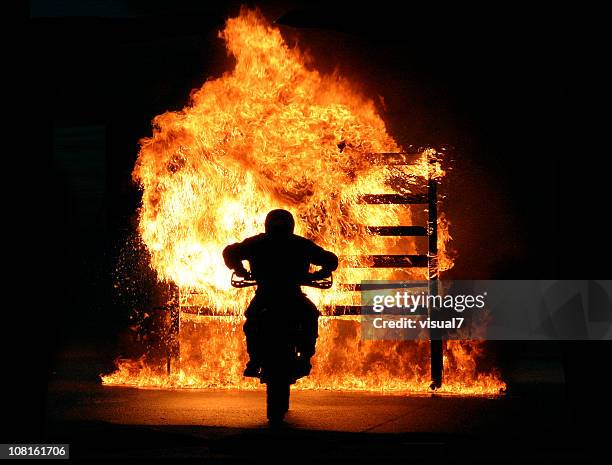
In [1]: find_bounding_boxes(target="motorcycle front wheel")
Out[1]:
[266,379,290,423]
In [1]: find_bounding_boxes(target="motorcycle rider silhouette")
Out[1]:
[223,209,338,379]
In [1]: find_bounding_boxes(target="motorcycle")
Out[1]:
[231,271,332,423]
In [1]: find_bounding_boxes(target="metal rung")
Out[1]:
[367,226,428,236]
[339,254,429,268]
[358,193,429,204]
[177,305,430,317]
[179,306,231,316]
[337,282,429,292]
[365,151,426,165]
[322,305,367,315]
[336,284,363,292]
[322,305,429,316]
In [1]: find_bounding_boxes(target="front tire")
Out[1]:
[266,379,290,423]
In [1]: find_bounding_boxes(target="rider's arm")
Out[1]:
[308,242,338,278]
[222,241,250,277]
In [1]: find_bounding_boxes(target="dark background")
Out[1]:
[21,0,609,444]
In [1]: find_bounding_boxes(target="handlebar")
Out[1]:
[231,272,333,289]
[231,272,257,288]
[305,274,333,289]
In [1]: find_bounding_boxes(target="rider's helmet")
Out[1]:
[265,209,295,236]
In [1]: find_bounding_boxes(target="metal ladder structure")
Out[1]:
[334,150,442,388]
[166,149,443,388]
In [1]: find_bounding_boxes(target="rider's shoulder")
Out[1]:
[242,233,267,245]
[290,234,317,247]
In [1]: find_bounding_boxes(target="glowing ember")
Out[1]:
[102,8,505,395]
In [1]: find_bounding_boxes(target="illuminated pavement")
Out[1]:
[48,382,515,432]
[44,379,598,461]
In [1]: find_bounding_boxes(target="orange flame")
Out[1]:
[102,8,505,395]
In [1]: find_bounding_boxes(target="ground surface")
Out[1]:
[40,344,606,462]
[44,378,600,462]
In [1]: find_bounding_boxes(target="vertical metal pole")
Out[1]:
[167,286,181,375]
[428,166,443,389]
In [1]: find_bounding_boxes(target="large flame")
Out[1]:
[103,9,505,395]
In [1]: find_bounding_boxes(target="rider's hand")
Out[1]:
[234,267,251,279]
[309,270,331,281]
